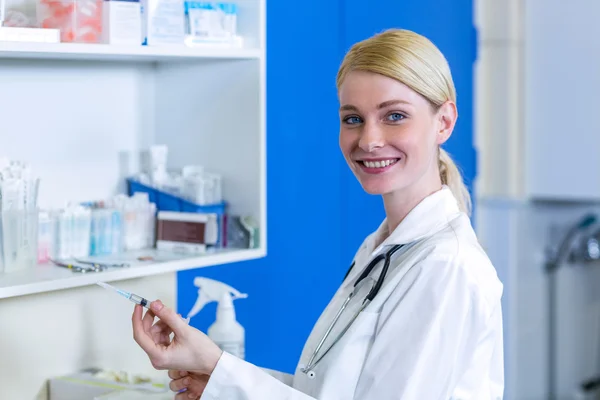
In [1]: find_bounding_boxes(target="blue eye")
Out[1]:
[343,115,362,125]
[387,113,405,122]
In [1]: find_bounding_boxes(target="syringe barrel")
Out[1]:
[130,293,149,308]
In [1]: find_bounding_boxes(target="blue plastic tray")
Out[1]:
[127,178,227,215]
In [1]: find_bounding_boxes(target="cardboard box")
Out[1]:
[48,371,168,400]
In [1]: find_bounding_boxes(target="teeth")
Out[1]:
[363,159,397,168]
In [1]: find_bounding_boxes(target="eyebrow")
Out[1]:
[339,99,413,112]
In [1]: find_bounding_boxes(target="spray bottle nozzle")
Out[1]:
[186,277,248,321]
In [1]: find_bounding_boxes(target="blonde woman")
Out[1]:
[132,29,504,400]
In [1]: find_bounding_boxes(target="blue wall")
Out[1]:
[178,0,477,374]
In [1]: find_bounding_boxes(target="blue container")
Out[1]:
[127,178,226,215]
[127,178,227,246]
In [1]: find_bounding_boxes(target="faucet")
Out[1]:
[545,213,598,400]
[545,213,598,272]
[571,226,600,263]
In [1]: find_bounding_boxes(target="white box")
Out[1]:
[141,0,184,45]
[0,27,60,43]
[49,371,169,400]
[102,0,143,45]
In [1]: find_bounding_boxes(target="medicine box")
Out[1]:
[49,371,168,400]
[156,210,219,254]
[0,27,60,42]
[140,0,185,45]
[102,0,142,45]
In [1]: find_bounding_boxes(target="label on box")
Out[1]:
[0,27,60,43]
[141,0,185,45]
[102,1,142,45]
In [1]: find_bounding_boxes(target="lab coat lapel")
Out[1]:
[376,186,461,249]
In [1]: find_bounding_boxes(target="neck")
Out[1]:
[381,178,443,243]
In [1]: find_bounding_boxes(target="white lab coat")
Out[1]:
[201,186,504,400]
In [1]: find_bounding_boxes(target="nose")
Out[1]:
[358,121,385,153]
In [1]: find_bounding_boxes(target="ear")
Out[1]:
[435,101,458,145]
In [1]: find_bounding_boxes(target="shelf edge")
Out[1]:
[0,248,266,300]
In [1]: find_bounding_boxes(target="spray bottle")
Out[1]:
[186,277,248,359]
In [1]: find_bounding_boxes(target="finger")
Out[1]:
[151,320,172,336]
[132,304,157,355]
[150,320,173,346]
[175,384,204,400]
[169,376,191,392]
[175,393,199,400]
[168,370,188,380]
[149,300,187,336]
[143,309,156,332]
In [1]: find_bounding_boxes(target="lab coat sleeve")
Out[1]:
[261,367,294,386]
[201,352,316,400]
[353,254,500,399]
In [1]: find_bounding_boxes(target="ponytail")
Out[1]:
[438,148,472,216]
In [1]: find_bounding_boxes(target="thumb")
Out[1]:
[150,300,186,335]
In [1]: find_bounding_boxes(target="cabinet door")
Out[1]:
[525,0,600,200]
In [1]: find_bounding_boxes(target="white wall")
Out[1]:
[476,0,600,399]
[0,274,176,399]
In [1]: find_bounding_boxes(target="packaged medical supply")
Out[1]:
[156,210,218,253]
[110,192,156,251]
[37,0,103,43]
[181,165,222,205]
[37,210,55,263]
[49,369,168,400]
[149,144,169,187]
[102,0,142,45]
[0,0,5,26]
[90,208,120,256]
[55,204,92,259]
[0,26,60,42]
[187,277,247,359]
[140,0,184,45]
[184,2,235,38]
[183,1,242,48]
[96,390,173,400]
[226,215,258,249]
[1,0,37,28]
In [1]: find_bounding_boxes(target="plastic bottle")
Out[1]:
[186,277,248,359]
[208,291,246,359]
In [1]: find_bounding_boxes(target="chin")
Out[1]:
[358,179,398,196]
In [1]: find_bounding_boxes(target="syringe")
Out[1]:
[97,281,151,309]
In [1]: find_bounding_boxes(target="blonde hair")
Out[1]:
[336,29,472,216]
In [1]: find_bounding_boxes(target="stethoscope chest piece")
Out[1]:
[307,370,316,379]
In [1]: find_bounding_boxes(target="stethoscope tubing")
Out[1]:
[302,244,405,375]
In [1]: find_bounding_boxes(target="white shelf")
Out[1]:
[0,247,265,299]
[0,41,262,62]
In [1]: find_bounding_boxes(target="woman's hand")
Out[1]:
[169,370,209,399]
[132,300,223,376]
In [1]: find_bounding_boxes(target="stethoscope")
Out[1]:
[300,244,405,378]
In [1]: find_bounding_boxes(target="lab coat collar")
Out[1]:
[367,186,462,254]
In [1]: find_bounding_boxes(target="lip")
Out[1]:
[355,158,400,174]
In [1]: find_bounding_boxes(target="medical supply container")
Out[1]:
[0,209,39,273]
[140,0,184,45]
[37,210,55,263]
[37,0,103,43]
[101,0,142,45]
[127,177,225,214]
[156,210,219,253]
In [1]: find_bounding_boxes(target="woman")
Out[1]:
[132,28,504,399]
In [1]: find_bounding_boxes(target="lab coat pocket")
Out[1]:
[312,311,380,399]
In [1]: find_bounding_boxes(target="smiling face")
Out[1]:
[338,70,456,199]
